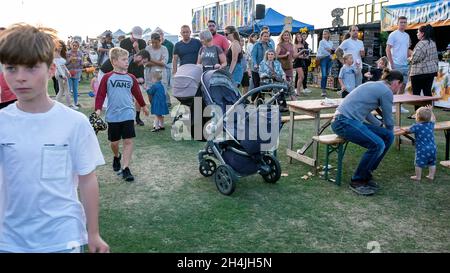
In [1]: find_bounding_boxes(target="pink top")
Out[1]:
[91,78,100,95]
[0,73,17,103]
[212,33,230,54]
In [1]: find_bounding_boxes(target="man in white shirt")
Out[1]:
[386,16,411,113]
[338,25,365,86]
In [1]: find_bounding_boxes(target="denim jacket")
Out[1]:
[251,41,274,71]
[259,60,285,82]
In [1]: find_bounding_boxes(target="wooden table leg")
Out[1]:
[395,103,402,150]
[288,111,295,164]
[312,112,321,174]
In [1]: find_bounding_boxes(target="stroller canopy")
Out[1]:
[173,64,203,99]
[202,69,241,112]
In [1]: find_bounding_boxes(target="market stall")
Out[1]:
[382,0,450,108]
[311,23,382,90]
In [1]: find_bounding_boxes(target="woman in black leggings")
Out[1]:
[409,24,439,117]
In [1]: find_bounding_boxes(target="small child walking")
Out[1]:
[147,70,169,132]
[404,106,437,181]
[338,53,360,98]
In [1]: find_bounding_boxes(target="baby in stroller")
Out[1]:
[258,49,289,112]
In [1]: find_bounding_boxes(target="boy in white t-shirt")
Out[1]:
[0,24,109,253]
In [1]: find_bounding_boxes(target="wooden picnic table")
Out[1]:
[286,94,442,171]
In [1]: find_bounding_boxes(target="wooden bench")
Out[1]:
[313,122,450,186]
[312,134,348,186]
[281,113,335,124]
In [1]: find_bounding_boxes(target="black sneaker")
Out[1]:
[349,182,376,196]
[122,167,135,182]
[136,119,145,126]
[367,179,380,191]
[113,154,121,172]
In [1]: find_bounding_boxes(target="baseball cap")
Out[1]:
[131,26,143,39]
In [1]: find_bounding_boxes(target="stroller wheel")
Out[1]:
[214,165,237,196]
[199,159,217,177]
[261,155,282,184]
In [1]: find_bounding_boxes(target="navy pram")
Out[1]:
[196,69,287,195]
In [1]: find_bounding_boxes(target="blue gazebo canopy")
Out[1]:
[240,8,314,35]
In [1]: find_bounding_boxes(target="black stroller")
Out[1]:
[196,69,287,196]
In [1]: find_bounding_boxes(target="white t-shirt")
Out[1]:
[145,45,169,86]
[53,57,69,78]
[0,102,105,253]
[339,38,364,65]
[387,30,410,66]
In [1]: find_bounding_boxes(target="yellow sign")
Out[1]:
[344,1,389,26]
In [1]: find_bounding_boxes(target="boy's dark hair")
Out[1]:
[0,24,57,67]
[151,33,161,41]
[207,20,217,25]
[136,49,150,60]
[398,16,407,22]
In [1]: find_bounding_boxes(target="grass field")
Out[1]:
[52,78,450,253]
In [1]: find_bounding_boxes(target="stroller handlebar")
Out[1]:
[243,84,288,100]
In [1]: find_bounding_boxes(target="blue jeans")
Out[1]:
[68,77,79,105]
[394,63,410,88]
[331,115,394,182]
[320,56,332,90]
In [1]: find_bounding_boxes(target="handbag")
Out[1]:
[279,44,293,70]
[279,57,293,70]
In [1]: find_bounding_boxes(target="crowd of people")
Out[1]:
[0,13,444,253]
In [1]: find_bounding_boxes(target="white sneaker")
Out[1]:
[70,104,79,110]
[303,88,312,94]
[400,106,409,114]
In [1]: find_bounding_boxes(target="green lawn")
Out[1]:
[51,79,450,253]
